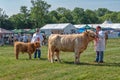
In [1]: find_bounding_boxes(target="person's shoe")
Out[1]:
[94,61,98,63]
[98,61,104,63]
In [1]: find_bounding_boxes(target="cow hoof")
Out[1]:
[54,59,58,61]
[16,58,18,60]
[50,60,54,63]
[74,62,80,64]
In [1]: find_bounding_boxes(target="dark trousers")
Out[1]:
[95,51,104,62]
[34,49,41,58]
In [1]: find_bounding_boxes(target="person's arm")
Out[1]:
[31,34,36,43]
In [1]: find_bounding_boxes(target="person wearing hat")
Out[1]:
[94,26,106,63]
[31,28,44,59]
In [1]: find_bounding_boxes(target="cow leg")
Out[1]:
[16,51,19,59]
[74,53,78,64]
[55,51,61,62]
[28,53,32,59]
[77,53,81,63]
[48,48,51,61]
[74,52,80,64]
[50,49,54,63]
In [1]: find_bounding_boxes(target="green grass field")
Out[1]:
[0,38,120,80]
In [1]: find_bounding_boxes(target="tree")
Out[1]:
[30,0,51,28]
[47,10,59,23]
[0,8,8,28]
[56,7,73,23]
[72,7,85,24]
[20,6,30,21]
[9,14,23,29]
[20,6,32,29]
[85,9,99,24]
[8,6,34,29]
[2,19,13,30]
[100,12,118,23]
[59,17,68,23]
[117,12,120,23]
[95,8,112,17]
[57,7,68,14]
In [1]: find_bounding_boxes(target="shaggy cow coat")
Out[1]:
[14,41,40,59]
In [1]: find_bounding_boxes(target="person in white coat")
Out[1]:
[94,26,105,63]
[31,28,44,59]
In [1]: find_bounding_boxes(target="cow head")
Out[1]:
[85,30,97,41]
[34,41,40,48]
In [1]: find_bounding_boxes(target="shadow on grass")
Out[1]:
[16,57,48,61]
[63,61,120,67]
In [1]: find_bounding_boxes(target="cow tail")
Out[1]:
[48,46,51,61]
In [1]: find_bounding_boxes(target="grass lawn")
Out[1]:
[0,38,120,80]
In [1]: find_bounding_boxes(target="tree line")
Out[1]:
[0,0,120,30]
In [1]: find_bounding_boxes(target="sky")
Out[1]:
[0,0,120,16]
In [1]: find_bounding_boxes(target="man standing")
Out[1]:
[31,28,44,59]
[22,34,28,43]
[94,26,105,63]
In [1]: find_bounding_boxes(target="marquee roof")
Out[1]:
[74,23,120,29]
[41,23,73,30]
[0,28,13,34]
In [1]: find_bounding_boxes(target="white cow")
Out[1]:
[48,30,96,64]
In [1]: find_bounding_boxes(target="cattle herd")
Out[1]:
[14,30,101,64]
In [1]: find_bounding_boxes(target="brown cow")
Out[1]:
[48,30,96,64]
[14,41,40,59]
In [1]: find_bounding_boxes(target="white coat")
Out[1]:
[31,32,44,46]
[94,30,105,51]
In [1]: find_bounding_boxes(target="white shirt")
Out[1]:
[94,30,105,51]
[31,32,44,46]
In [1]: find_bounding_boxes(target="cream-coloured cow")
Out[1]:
[48,30,96,64]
